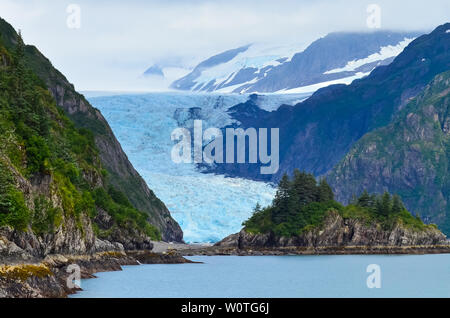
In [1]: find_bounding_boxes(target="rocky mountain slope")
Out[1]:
[0,17,183,263]
[208,23,450,184]
[171,31,418,93]
[0,17,182,244]
[328,71,450,235]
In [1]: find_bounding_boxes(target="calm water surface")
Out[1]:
[70,254,450,298]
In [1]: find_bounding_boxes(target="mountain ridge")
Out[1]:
[170,31,420,94]
[207,22,450,182]
[327,70,450,234]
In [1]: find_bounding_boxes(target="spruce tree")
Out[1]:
[272,173,291,224]
[291,170,317,208]
[13,31,25,93]
[378,192,392,216]
[392,195,404,214]
[357,190,371,207]
[317,178,334,202]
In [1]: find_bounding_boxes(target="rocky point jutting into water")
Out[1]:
[213,210,449,255]
[201,173,450,256]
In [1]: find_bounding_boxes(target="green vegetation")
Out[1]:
[243,170,435,237]
[0,32,160,240]
[327,71,450,236]
[93,187,161,240]
[0,161,30,231]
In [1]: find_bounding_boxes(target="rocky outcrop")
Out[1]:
[215,211,448,252]
[0,154,149,259]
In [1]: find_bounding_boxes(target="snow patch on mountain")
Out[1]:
[276,72,370,94]
[324,38,414,74]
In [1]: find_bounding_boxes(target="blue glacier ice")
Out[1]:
[88,92,308,243]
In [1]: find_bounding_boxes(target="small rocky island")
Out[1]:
[185,171,450,256]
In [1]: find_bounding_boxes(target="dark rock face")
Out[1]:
[216,211,447,250]
[328,71,450,234]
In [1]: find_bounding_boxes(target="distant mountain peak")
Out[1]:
[143,64,165,77]
[169,31,422,94]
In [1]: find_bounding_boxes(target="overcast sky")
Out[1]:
[1,0,449,91]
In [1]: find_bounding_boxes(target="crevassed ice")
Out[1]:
[88,92,304,243]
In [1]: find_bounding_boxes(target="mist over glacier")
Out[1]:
[87,92,306,243]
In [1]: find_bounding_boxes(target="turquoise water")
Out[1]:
[70,255,450,298]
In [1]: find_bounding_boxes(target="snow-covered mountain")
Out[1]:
[170,31,420,94]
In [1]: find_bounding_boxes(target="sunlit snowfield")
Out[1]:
[87,92,308,242]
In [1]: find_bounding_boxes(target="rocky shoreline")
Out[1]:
[3,208,450,298]
[0,250,195,298]
[2,241,450,298]
[181,244,450,256]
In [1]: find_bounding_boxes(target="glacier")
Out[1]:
[87,92,307,243]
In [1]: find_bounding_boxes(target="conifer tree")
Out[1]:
[13,31,25,94]
[290,170,317,208]
[357,190,371,207]
[272,173,291,224]
[317,178,334,202]
[377,192,392,216]
[392,195,404,214]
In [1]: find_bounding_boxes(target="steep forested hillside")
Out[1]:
[0,19,182,258]
[328,71,450,234]
[0,17,182,243]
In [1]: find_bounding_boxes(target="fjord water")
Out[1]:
[71,254,450,298]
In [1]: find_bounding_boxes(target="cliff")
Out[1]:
[0,17,182,245]
[0,16,184,266]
